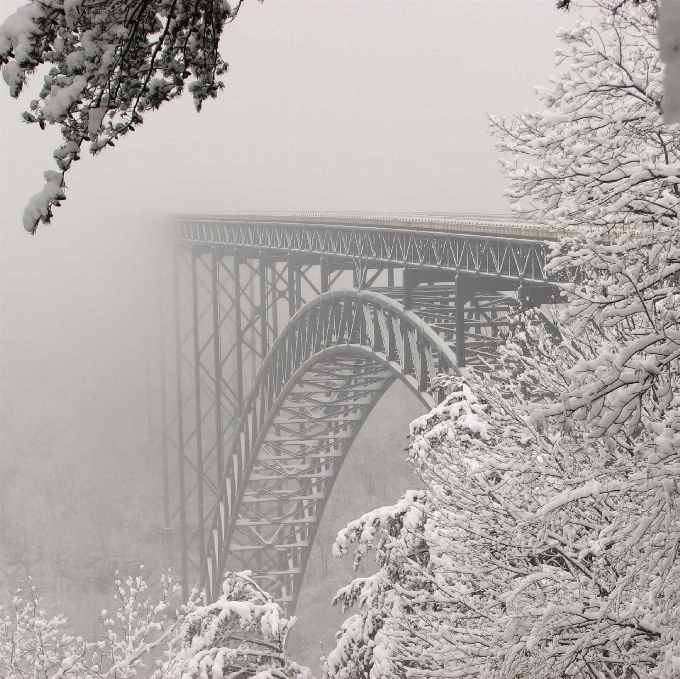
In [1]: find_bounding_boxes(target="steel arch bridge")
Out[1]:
[160,213,560,610]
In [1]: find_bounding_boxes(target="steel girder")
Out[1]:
[217,354,397,611]
[202,289,458,609]
[164,216,560,603]
[165,244,336,600]
[175,217,553,283]
[165,246,249,601]
[372,283,520,369]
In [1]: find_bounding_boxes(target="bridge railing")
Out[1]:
[175,212,560,240]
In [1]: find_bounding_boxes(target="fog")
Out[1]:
[1,0,567,669]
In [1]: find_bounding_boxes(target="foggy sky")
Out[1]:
[0,0,566,383]
[1,0,568,430]
[1,0,572,640]
[1,0,564,224]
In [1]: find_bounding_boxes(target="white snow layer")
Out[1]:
[22,171,65,233]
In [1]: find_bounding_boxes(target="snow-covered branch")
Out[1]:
[0,0,242,233]
[1,570,315,679]
[325,342,680,677]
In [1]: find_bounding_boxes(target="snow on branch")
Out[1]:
[491,0,680,447]
[0,0,243,233]
[1,570,315,679]
[325,338,680,677]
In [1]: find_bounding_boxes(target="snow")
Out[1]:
[22,171,65,234]
[87,106,107,137]
[3,0,680,675]
[41,75,88,123]
[1,61,23,96]
[0,0,235,232]
[0,1,45,66]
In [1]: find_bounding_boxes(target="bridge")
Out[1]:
[159,213,561,610]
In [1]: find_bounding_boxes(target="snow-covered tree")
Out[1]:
[325,326,680,677]
[0,0,242,233]
[492,0,675,232]
[491,0,680,448]
[0,570,313,679]
[161,571,314,679]
[0,569,187,678]
[324,4,680,676]
[0,579,82,678]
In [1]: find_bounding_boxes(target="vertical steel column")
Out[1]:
[190,248,206,590]
[233,251,245,412]
[271,262,279,338]
[287,255,296,319]
[159,268,172,561]
[295,262,302,313]
[419,340,429,391]
[211,249,224,494]
[248,263,259,389]
[320,256,329,293]
[173,247,189,603]
[259,251,269,359]
[402,267,413,372]
[517,283,526,311]
[456,274,469,368]
[403,267,413,311]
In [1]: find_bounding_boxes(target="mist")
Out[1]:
[1,0,570,671]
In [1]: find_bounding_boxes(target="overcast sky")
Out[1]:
[1,0,566,226]
[0,0,579,638]
[0,0,569,449]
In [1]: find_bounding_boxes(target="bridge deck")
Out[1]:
[175,213,557,283]
[176,212,557,240]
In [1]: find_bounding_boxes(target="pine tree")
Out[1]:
[0,0,240,233]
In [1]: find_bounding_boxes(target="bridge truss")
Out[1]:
[160,214,559,609]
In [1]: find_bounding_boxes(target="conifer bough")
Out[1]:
[0,0,242,234]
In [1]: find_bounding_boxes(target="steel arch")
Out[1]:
[202,289,458,609]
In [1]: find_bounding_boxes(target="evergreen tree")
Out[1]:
[0,0,241,233]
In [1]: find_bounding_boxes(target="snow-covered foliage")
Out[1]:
[324,4,680,676]
[492,0,674,233]
[0,579,79,678]
[0,569,188,678]
[492,0,680,450]
[161,571,314,679]
[0,0,242,233]
[325,353,680,677]
[0,570,313,679]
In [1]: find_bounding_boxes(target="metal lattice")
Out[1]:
[161,215,560,607]
[203,289,458,607]
[177,215,554,282]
